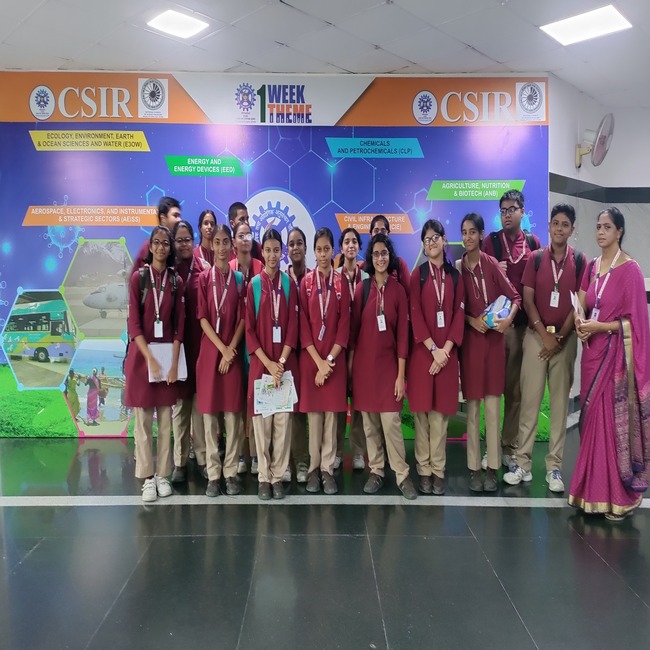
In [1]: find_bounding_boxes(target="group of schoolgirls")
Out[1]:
[123,195,529,503]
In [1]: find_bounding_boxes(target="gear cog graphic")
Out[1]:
[251,201,297,264]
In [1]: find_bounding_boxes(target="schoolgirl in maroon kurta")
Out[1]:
[350,233,416,499]
[408,220,465,495]
[246,229,299,500]
[368,214,411,298]
[459,213,520,490]
[197,224,245,497]
[172,221,210,481]
[299,227,350,494]
[286,226,311,483]
[194,209,216,268]
[230,220,264,472]
[124,226,185,501]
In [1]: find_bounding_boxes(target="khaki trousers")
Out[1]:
[134,406,172,479]
[502,323,526,453]
[252,412,291,484]
[361,411,409,485]
[466,396,501,471]
[307,412,337,474]
[291,412,309,467]
[205,412,243,480]
[414,411,449,479]
[514,329,578,473]
[336,408,367,457]
[172,395,206,467]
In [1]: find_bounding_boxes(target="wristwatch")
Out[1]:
[279,356,286,365]
[430,343,437,353]
[327,354,335,363]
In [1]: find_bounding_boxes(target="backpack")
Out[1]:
[533,247,584,279]
[250,271,291,317]
[488,229,538,261]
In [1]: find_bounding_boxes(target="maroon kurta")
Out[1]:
[175,257,208,399]
[459,252,521,400]
[196,266,245,413]
[408,263,465,415]
[124,266,186,408]
[229,257,264,299]
[350,276,409,413]
[298,269,350,413]
[194,244,214,268]
[245,270,299,414]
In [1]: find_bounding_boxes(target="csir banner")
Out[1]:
[0,72,548,437]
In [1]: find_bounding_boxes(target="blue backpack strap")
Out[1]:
[280,271,291,305]
[251,274,262,318]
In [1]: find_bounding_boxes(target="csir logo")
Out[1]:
[29,85,56,121]
[412,90,437,125]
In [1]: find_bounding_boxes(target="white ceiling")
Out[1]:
[1,0,648,109]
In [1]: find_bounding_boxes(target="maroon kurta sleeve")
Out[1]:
[285,274,299,351]
[299,279,314,350]
[245,281,262,355]
[409,266,429,344]
[196,269,209,322]
[349,279,364,352]
[127,270,144,340]
[334,275,351,350]
[396,282,409,360]
[396,256,411,298]
[449,273,465,347]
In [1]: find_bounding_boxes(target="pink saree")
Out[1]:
[568,260,650,515]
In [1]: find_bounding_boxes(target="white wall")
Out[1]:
[549,75,650,186]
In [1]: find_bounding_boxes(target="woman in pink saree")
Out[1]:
[572,208,650,520]
[85,368,102,426]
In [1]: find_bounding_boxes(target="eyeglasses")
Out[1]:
[152,240,171,249]
[423,234,442,246]
[236,233,253,241]
[372,250,389,259]
[372,227,389,235]
[499,206,521,216]
[174,237,193,245]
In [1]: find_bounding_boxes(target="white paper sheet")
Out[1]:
[147,342,188,382]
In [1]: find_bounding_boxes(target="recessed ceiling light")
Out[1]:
[147,9,209,39]
[540,4,632,46]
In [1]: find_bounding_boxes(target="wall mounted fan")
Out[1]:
[575,113,615,168]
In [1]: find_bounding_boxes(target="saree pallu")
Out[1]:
[569,260,650,515]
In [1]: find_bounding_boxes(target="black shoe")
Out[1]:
[321,471,338,495]
[306,470,321,493]
[171,465,187,484]
[418,475,433,494]
[258,482,272,501]
[399,477,417,500]
[206,480,221,497]
[432,475,445,495]
[469,470,484,493]
[483,468,498,492]
[225,477,241,496]
[272,481,285,500]
[363,473,384,494]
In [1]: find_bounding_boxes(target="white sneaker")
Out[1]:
[251,457,259,475]
[503,465,532,485]
[155,474,172,497]
[352,454,365,470]
[546,470,565,493]
[333,455,342,470]
[282,467,292,482]
[237,456,247,475]
[142,478,157,502]
[481,452,488,470]
[296,462,309,484]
